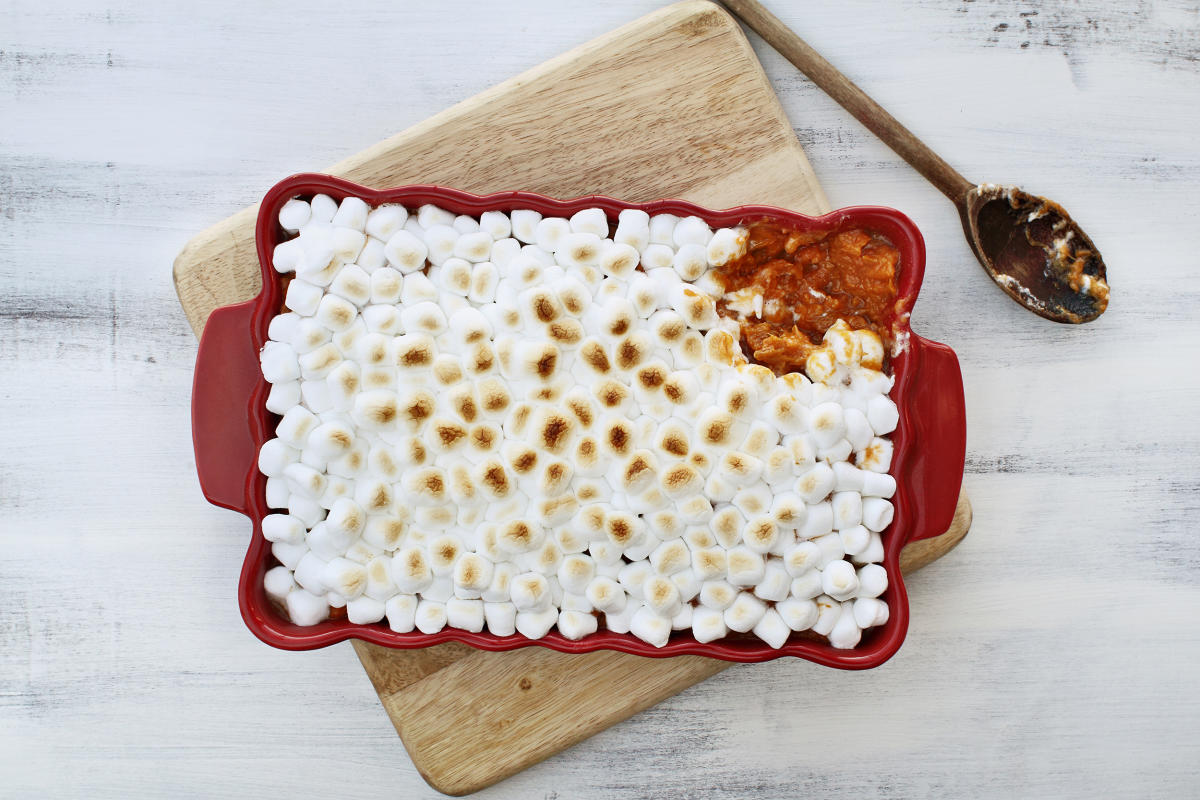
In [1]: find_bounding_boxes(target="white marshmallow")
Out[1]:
[384,594,418,633]
[452,214,479,234]
[831,491,863,530]
[640,243,675,271]
[261,513,305,544]
[278,198,311,233]
[856,563,888,599]
[285,589,330,626]
[481,601,516,636]
[629,606,672,647]
[509,209,541,243]
[263,565,295,600]
[691,606,728,643]
[415,204,453,229]
[853,532,885,565]
[829,602,862,649]
[264,476,291,509]
[414,599,448,634]
[754,560,792,602]
[332,196,369,231]
[265,376,302,415]
[790,569,824,599]
[515,606,558,639]
[821,559,860,601]
[861,497,894,532]
[614,209,650,251]
[752,608,791,649]
[795,463,836,505]
[320,557,367,599]
[445,598,485,632]
[867,395,899,435]
[839,524,871,557]
[558,609,598,640]
[284,279,323,317]
[854,597,890,628]
[642,575,682,617]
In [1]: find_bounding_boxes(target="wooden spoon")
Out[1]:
[720,0,1110,323]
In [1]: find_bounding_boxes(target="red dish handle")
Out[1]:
[900,335,966,542]
[192,300,261,516]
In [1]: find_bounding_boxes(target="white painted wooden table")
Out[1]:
[2,1,1197,797]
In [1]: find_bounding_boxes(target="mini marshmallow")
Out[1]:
[754,560,792,602]
[777,597,820,632]
[414,599,448,634]
[856,563,888,599]
[509,209,541,243]
[861,470,896,499]
[585,576,626,614]
[284,279,323,317]
[839,524,871,557]
[383,595,418,633]
[276,406,319,448]
[726,546,765,587]
[564,208,604,237]
[557,609,598,641]
[614,209,650,251]
[724,591,766,633]
[795,463,836,505]
[482,601,517,636]
[691,606,728,643]
[854,597,890,628]
[422,224,458,267]
[320,557,368,599]
[742,516,779,554]
[533,216,570,253]
[445,598,486,632]
[265,476,291,509]
[391,547,433,593]
[263,565,296,600]
[515,606,558,639]
[828,602,862,649]
[791,570,823,600]
[731,485,772,518]
[752,608,791,649]
[821,559,860,601]
[642,575,682,617]
[629,606,672,647]
[831,491,863,530]
[798,500,834,540]
[861,497,894,532]
[859,436,894,474]
[867,394,899,435]
[261,514,305,545]
[285,589,330,627]
[279,198,312,232]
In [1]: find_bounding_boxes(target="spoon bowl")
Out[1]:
[960,184,1109,323]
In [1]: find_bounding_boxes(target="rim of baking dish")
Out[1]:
[225,172,945,666]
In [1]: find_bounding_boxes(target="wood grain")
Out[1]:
[173,2,969,793]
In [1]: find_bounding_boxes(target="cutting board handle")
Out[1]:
[901,335,966,542]
[192,300,261,516]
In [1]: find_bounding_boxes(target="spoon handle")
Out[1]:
[721,0,976,203]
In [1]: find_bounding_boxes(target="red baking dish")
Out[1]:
[192,172,965,667]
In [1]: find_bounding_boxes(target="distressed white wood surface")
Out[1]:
[2,1,1198,797]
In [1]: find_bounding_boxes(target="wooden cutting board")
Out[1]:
[174,1,972,794]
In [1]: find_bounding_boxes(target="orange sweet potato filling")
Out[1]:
[714,221,900,374]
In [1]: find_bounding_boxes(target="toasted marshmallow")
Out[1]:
[320,557,368,600]
[724,591,766,633]
[810,595,842,636]
[742,516,779,554]
[726,546,765,587]
[795,463,836,505]
[690,546,726,581]
[329,264,371,307]
[861,497,894,532]
[449,230,491,263]
[859,437,894,474]
[510,572,552,613]
[276,406,318,448]
[706,227,747,266]
[731,485,771,518]
[783,540,820,577]
[410,599,447,634]
[671,243,708,281]
[642,575,682,618]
